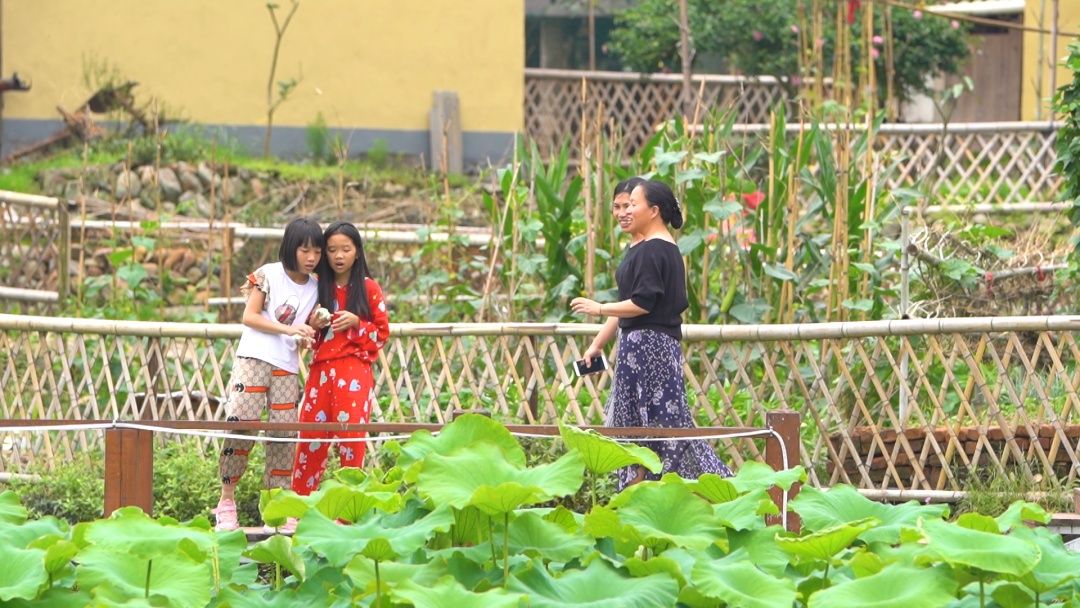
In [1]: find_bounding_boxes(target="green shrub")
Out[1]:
[4,456,104,523]
[2,439,269,525]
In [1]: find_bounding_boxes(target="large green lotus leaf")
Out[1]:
[727,461,806,494]
[0,490,27,524]
[806,564,956,608]
[690,549,797,608]
[76,546,211,608]
[623,555,688,586]
[417,444,583,515]
[955,512,999,533]
[1007,525,1080,593]
[992,582,1037,608]
[542,505,583,534]
[508,559,679,608]
[259,489,310,526]
[296,505,453,567]
[2,588,92,608]
[920,517,1040,576]
[558,422,662,474]
[712,487,778,531]
[775,517,879,562]
[343,554,447,593]
[582,505,643,550]
[291,565,354,607]
[508,511,594,563]
[791,485,949,543]
[331,465,403,494]
[313,484,403,523]
[244,534,306,581]
[393,576,525,608]
[401,414,526,473]
[0,517,68,549]
[617,482,726,551]
[84,508,213,561]
[214,529,249,587]
[42,539,78,578]
[995,500,1051,532]
[728,527,792,577]
[0,544,46,601]
[686,474,739,503]
[214,586,308,608]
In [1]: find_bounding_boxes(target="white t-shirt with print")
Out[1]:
[234,262,319,373]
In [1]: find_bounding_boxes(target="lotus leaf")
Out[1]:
[76,546,212,608]
[508,559,679,608]
[920,517,1040,577]
[807,564,956,607]
[690,549,798,608]
[393,576,526,608]
[558,422,661,475]
[244,534,306,581]
[0,490,26,524]
[775,517,878,562]
[616,482,725,550]
[296,505,453,567]
[417,443,583,515]
[792,485,948,543]
[0,544,47,602]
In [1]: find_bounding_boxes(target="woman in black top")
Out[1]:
[571,180,733,489]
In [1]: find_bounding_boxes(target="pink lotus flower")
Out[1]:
[871,47,880,59]
[951,19,960,29]
[872,35,884,45]
[791,25,800,34]
[913,9,922,19]
[742,191,765,211]
[752,30,764,41]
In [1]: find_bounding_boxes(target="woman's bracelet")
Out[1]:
[599,304,604,316]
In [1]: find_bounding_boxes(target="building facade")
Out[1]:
[0,0,524,164]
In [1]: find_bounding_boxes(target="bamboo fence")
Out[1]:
[4,313,1080,494]
[525,69,1060,205]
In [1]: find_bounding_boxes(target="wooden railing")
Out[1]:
[3,313,1080,497]
[0,416,802,531]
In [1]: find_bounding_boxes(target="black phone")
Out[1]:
[573,354,609,376]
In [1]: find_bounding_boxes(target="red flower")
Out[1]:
[847,0,861,25]
[741,191,765,211]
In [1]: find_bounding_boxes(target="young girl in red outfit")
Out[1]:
[292,222,390,495]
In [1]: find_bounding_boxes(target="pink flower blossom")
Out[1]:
[871,47,880,59]
[752,30,764,41]
[950,19,960,29]
[913,9,922,19]
[742,191,765,211]
[872,35,884,45]
[815,37,825,49]
[791,25,800,34]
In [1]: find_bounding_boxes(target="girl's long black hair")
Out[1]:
[317,222,372,320]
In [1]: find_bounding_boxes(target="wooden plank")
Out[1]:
[765,410,801,532]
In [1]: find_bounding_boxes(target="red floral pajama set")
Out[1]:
[291,278,389,495]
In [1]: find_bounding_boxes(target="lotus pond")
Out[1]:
[0,415,1078,607]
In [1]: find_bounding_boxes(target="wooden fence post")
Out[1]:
[57,199,71,303]
[103,428,154,516]
[765,410,802,532]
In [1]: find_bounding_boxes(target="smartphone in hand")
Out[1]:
[573,354,609,376]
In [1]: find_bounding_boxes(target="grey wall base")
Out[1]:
[1,119,516,170]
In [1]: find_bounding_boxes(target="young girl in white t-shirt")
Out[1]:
[212,217,324,533]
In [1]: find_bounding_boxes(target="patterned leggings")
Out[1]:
[218,357,298,489]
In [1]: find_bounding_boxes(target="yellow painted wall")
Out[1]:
[2,0,523,133]
[1022,0,1080,120]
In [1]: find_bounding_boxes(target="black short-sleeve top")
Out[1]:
[615,238,688,340]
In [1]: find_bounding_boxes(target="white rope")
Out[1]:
[0,420,796,529]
